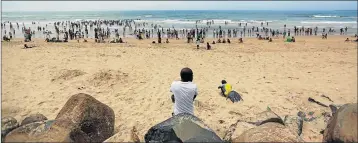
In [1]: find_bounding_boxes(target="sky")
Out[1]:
[2,1,357,12]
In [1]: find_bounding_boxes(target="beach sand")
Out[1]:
[2,36,357,142]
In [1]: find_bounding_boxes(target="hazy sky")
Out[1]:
[2,1,357,12]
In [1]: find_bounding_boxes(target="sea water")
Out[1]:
[2,10,357,38]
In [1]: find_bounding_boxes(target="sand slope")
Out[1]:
[2,36,357,142]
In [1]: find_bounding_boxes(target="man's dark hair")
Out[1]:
[221,80,227,84]
[180,67,193,82]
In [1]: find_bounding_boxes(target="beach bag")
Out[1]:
[227,91,243,103]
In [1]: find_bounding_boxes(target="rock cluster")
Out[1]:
[2,93,356,143]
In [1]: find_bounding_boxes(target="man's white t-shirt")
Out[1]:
[170,81,198,115]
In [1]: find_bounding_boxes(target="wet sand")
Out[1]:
[1,36,357,142]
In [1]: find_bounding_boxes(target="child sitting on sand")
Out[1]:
[218,80,243,103]
[218,80,232,97]
[269,38,273,42]
[24,44,36,49]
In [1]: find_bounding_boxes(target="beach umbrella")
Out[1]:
[144,113,222,143]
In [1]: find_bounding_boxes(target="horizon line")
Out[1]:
[3,9,358,12]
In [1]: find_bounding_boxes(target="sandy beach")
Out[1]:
[2,36,357,142]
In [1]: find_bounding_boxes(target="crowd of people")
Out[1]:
[1,19,358,46]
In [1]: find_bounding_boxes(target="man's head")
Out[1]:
[221,80,227,84]
[180,67,193,82]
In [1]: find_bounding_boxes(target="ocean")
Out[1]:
[2,10,358,38]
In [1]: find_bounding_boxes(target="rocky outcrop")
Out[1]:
[20,113,48,126]
[144,113,222,142]
[233,122,304,142]
[5,93,115,143]
[1,116,19,141]
[224,110,287,142]
[323,103,357,143]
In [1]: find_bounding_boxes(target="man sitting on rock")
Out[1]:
[170,67,198,116]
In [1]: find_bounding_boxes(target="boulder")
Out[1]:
[144,113,222,142]
[323,103,357,143]
[284,115,304,136]
[21,113,48,126]
[54,93,115,142]
[5,93,115,142]
[233,122,304,142]
[1,116,19,140]
[246,110,284,126]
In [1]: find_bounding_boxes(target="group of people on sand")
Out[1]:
[345,34,358,42]
[170,67,242,116]
[1,19,357,46]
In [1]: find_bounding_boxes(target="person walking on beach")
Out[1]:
[170,68,198,116]
[196,38,200,49]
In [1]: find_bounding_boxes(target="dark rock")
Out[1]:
[55,93,115,142]
[144,113,222,142]
[329,104,338,115]
[323,103,357,143]
[321,94,334,102]
[246,110,284,126]
[308,97,328,107]
[21,113,48,126]
[1,116,19,140]
[219,120,225,124]
[233,122,304,142]
[297,111,306,118]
